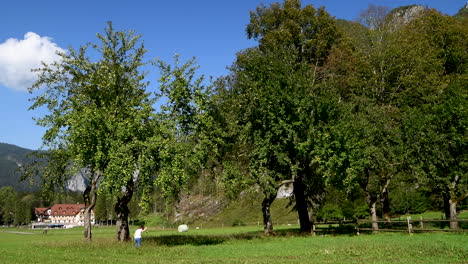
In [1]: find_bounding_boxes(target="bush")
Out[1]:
[390,185,431,215]
[353,204,369,219]
[317,203,344,221]
[334,224,356,234]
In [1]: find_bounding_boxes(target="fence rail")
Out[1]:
[309,217,468,234]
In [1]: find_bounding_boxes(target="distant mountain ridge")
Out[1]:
[0,142,38,191]
[0,142,87,192]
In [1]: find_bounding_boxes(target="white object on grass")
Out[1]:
[178,224,189,232]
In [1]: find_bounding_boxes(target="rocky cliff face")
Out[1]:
[66,170,88,192]
[455,2,468,18]
[389,5,425,25]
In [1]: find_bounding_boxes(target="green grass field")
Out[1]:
[1,225,467,264]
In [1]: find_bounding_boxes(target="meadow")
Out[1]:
[0,225,467,264]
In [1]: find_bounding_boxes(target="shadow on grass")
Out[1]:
[145,228,319,246]
[146,231,263,246]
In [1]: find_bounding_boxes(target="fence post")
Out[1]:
[355,220,360,236]
[407,216,413,234]
[312,223,316,236]
[420,216,423,229]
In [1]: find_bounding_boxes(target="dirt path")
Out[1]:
[3,231,34,235]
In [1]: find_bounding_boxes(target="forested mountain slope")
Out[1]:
[0,143,38,191]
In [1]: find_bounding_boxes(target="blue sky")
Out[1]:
[0,0,465,150]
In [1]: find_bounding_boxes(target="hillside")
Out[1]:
[0,142,89,192]
[0,142,38,191]
[171,190,298,228]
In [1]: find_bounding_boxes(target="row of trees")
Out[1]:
[24,0,467,240]
[0,187,34,226]
[210,2,467,233]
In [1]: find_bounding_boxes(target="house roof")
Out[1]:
[34,207,49,215]
[50,204,85,216]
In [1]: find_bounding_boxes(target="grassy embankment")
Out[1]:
[184,191,468,229]
[190,196,298,228]
[1,225,467,264]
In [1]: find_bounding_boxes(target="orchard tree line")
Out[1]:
[19,0,467,240]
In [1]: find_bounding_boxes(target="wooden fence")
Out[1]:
[310,217,468,235]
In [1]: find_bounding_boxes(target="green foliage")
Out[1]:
[154,55,216,199]
[156,55,208,135]
[247,0,340,64]
[316,203,344,221]
[404,77,468,198]
[28,21,158,196]
[14,0,468,236]
[219,1,341,226]
[27,22,164,240]
[312,6,468,228]
[93,192,116,222]
[389,187,430,215]
[315,187,368,221]
[0,186,16,224]
[0,187,38,225]
[396,12,468,221]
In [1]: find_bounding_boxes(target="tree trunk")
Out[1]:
[83,170,98,241]
[362,169,380,233]
[83,201,95,241]
[449,198,458,230]
[115,180,134,242]
[293,175,311,233]
[365,185,379,233]
[381,188,391,221]
[443,192,451,219]
[370,201,379,233]
[447,175,462,230]
[261,192,276,235]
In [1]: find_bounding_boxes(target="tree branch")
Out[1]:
[455,192,468,203]
[377,174,394,200]
[277,179,294,189]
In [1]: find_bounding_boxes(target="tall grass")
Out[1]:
[0,226,467,263]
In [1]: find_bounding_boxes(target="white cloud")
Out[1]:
[0,32,65,92]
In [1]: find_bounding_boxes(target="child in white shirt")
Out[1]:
[134,225,147,247]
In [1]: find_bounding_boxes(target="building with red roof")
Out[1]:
[34,207,49,222]
[34,204,95,226]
